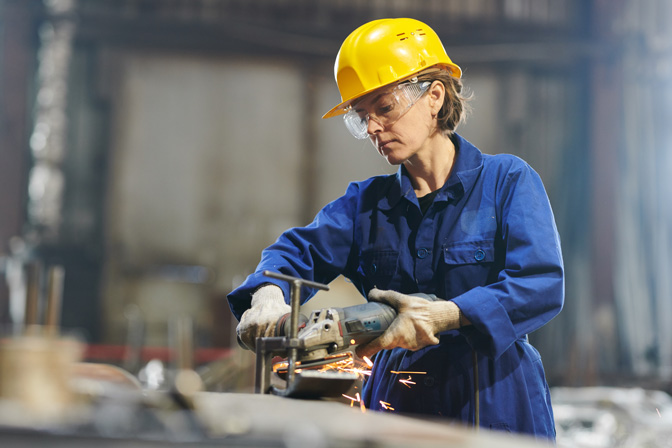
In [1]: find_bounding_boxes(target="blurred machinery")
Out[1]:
[552,386,672,448]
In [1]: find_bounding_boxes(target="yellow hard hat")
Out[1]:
[322,18,462,119]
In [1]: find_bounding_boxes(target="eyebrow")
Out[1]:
[354,91,390,112]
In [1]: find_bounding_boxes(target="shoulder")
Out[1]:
[321,173,397,213]
[343,173,397,199]
[482,152,530,172]
[481,153,542,183]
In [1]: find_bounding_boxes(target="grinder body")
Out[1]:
[275,293,437,363]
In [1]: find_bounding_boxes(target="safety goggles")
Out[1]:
[343,79,431,139]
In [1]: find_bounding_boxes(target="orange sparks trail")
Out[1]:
[380,401,395,411]
[363,356,374,367]
[657,408,662,418]
[399,376,416,388]
[314,355,372,377]
[343,393,357,407]
[390,370,427,375]
[358,393,366,413]
[342,392,367,413]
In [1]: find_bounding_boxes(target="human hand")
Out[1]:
[355,288,461,358]
[236,284,290,351]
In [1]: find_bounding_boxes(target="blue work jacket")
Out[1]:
[228,133,564,440]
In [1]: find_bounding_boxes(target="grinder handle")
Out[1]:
[339,293,440,348]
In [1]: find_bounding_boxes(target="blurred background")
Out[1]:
[1,0,671,426]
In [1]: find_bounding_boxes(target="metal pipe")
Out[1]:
[286,280,301,386]
[45,265,65,334]
[24,262,41,329]
[174,316,194,371]
[473,349,480,430]
[261,271,330,291]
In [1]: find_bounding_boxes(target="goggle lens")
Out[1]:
[342,81,431,139]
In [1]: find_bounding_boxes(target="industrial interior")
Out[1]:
[0,0,671,446]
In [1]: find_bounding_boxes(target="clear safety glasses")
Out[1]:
[343,79,431,139]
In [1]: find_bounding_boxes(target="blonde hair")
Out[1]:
[416,69,471,134]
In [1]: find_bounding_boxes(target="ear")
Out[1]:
[427,80,445,116]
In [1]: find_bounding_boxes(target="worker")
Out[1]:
[228,18,564,441]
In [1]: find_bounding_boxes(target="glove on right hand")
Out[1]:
[355,288,462,358]
[236,284,290,351]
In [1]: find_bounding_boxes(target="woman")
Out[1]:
[228,18,564,440]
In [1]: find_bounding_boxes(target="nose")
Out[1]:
[366,116,384,135]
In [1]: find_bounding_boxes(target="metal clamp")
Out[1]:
[254,271,329,395]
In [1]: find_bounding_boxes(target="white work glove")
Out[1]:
[355,288,466,359]
[236,284,290,351]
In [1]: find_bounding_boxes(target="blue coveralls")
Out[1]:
[228,133,564,440]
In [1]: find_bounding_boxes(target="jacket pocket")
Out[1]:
[441,240,496,298]
[443,239,495,265]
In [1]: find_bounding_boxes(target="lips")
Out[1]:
[377,139,393,152]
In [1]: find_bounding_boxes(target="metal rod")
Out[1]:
[174,316,194,371]
[262,270,330,291]
[286,280,301,386]
[24,262,42,328]
[473,349,480,430]
[45,265,65,333]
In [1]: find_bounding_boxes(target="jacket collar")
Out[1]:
[379,133,484,211]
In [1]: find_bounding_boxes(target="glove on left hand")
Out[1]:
[236,284,290,351]
[356,288,463,359]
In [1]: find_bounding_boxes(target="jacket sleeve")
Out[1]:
[227,183,360,320]
[451,160,565,359]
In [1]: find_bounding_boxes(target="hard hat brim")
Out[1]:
[321,64,461,119]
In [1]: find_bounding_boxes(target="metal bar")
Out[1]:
[45,265,65,333]
[174,316,194,371]
[286,280,301,386]
[472,349,479,429]
[262,270,329,291]
[24,262,42,328]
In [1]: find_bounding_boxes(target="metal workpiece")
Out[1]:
[192,391,549,448]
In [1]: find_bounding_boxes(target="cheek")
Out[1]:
[395,124,426,149]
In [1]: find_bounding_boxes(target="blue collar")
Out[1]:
[379,133,484,211]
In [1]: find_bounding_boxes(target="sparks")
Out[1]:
[273,352,373,382]
[399,376,416,388]
[363,356,374,367]
[314,354,372,378]
[380,401,395,411]
[390,370,427,375]
[657,408,662,418]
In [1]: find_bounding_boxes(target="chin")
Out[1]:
[384,155,405,166]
